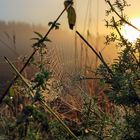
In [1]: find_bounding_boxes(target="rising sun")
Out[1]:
[121,18,140,42]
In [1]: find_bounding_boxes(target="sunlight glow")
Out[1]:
[121,18,140,42]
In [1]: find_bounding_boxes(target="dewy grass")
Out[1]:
[4,56,79,140]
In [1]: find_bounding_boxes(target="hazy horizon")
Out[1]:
[0,0,139,35]
[0,21,118,84]
[0,0,139,93]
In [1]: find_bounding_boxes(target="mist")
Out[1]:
[0,21,118,94]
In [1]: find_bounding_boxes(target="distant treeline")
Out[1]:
[0,20,118,94]
[0,20,75,93]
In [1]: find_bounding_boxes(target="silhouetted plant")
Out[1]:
[96,0,140,139]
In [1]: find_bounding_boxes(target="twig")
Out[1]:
[106,0,140,32]
[0,50,36,103]
[112,17,139,65]
[76,31,114,77]
[40,99,79,140]
[79,77,102,80]
[4,57,78,140]
[4,57,34,97]
[84,99,92,129]
[0,4,70,104]
[0,38,19,56]
[43,4,71,43]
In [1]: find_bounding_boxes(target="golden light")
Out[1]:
[121,18,140,42]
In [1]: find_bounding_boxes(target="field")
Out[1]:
[0,1,140,140]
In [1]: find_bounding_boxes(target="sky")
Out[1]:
[0,0,140,34]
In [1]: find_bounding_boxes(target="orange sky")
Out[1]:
[0,0,140,35]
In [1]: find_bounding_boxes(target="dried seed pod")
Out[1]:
[64,0,73,8]
[67,6,76,30]
[64,0,76,30]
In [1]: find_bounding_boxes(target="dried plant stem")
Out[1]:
[4,57,34,97]
[76,30,114,77]
[40,100,79,140]
[4,57,78,140]
[0,50,36,104]
[112,17,139,65]
[0,4,71,104]
[106,0,140,32]
[84,99,92,129]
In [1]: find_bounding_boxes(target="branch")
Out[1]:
[112,17,139,65]
[4,57,34,97]
[38,4,72,45]
[0,5,70,104]
[106,0,140,32]
[76,30,114,77]
[40,99,79,140]
[0,50,36,103]
[4,57,79,140]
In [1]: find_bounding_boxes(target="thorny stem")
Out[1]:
[0,4,71,104]
[106,0,140,32]
[112,17,140,66]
